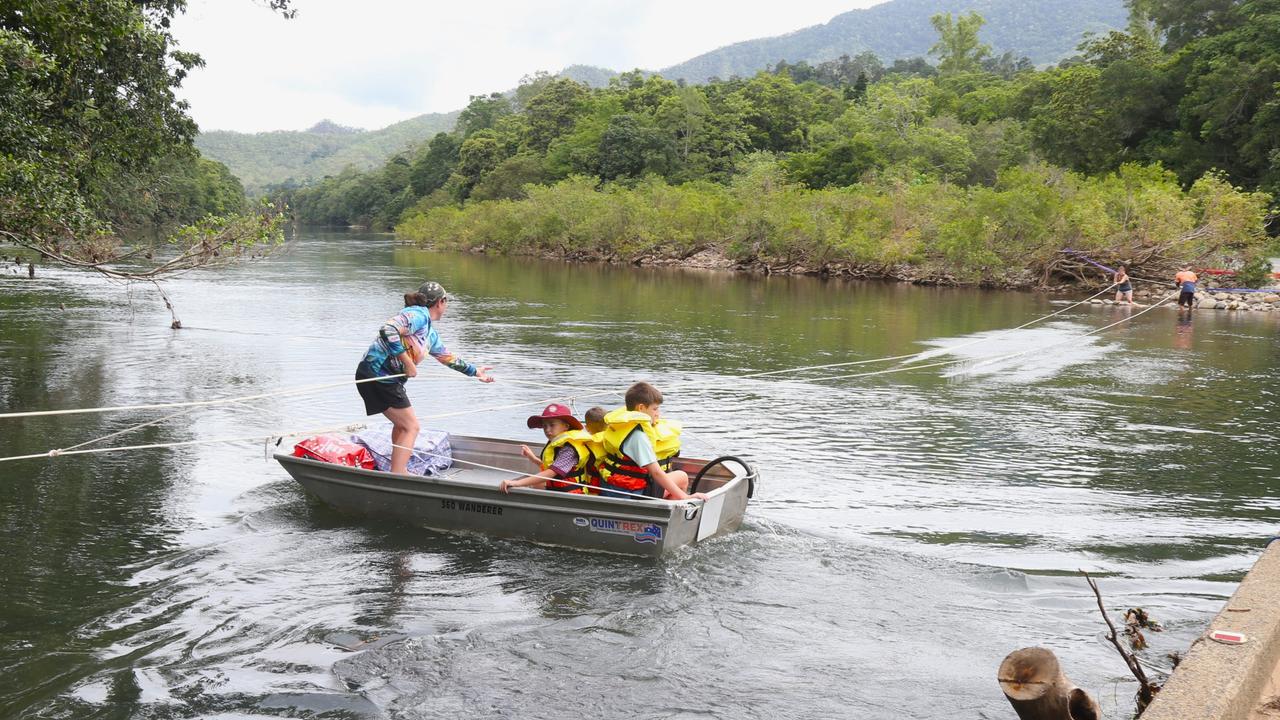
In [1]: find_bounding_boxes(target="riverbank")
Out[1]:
[395,164,1275,292]
[434,241,1280,296]
[450,243,1050,288]
[1104,287,1280,313]
[1143,544,1280,720]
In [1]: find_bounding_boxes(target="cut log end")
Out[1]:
[999,647,1100,720]
[998,647,1062,700]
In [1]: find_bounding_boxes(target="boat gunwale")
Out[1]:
[279,459,690,523]
[272,435,749,514]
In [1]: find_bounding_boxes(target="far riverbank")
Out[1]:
[415,240,1279,296]
[394,166,1275,293]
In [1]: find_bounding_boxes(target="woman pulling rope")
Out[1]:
[355,281,494,475]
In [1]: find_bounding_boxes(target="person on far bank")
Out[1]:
[599,382,708,501]
[1114,265,1133,305]
[356,281,493,475]
[1174,266,1199,310]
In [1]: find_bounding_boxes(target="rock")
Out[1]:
[1200,298,1218,310]
[1264,294,1279,303]
[1090,299,1102,304]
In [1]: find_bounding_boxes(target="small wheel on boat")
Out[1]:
[691,456,756,498]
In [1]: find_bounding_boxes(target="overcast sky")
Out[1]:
[171,0,883,134]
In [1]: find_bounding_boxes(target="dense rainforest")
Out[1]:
[281,0,1280,286]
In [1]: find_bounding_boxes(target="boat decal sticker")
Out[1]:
[572,516,663,544]
[440,499,503,516]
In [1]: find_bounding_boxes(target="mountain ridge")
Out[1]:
[194,111,458,195]
[197,0,1126,193]
[659,0,1127,83]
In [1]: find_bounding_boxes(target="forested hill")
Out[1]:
[195,112,458,195]
[660,0,1127,83]
[197,0,1123,195]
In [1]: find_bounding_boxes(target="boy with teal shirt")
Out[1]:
[599,382,708,501]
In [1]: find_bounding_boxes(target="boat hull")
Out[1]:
[273,434,753,557]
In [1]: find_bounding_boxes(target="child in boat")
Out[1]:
[599,382,708,501]
[583,406,607,435]
[501,404,599,494]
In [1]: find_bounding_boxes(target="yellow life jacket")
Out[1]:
[653,418,682,469]
[539,429,600,494]
[598,409,682,491]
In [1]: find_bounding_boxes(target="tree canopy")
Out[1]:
[0,0,291,282]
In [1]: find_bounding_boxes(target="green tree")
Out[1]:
[732,73,839,152]
[456,93,513,137]
[597,113,674,181]
[1129,0,1241,50]
[1158,0,1280,192]
[656,86,712,163]
[851,72,869,102]
[615,71,678,114]
[784,136,882,188]
[470,154,551,201]
[0,0,286,285]
[929,12,993,75]
[544,95,623,178]
[409,132,462,196]
[455,130,510,199]
[1027,66,1123,173]
[523,78,590,152]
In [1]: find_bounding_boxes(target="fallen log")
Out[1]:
[998,647,1101,720]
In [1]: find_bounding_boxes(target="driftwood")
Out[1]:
[1082,571,1160,713]
[998,647,1101,720]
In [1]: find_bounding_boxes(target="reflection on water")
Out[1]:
[1,230,1278,718]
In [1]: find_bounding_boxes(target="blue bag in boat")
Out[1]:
[351,425,452,476]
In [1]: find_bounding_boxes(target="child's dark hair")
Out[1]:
[404,292,432,308]
[584,406,607,424]
[625,382,663,410]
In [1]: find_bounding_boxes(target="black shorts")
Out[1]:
[1178,290,1195,307]
[355,360,410,415]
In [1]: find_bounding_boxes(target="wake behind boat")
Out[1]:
[274,434,756,557]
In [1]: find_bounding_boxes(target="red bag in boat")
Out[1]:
[293,434,376,469]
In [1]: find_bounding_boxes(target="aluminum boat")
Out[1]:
[274,434,756,557]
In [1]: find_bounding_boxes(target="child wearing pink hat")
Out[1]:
[500,403,599,494]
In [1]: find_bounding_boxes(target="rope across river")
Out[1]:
[0,271,1186,464]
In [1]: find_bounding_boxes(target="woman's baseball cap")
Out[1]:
[417,281,447,305]
[526,403,583,430]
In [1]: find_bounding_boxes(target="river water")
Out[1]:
[1,231,1277,719]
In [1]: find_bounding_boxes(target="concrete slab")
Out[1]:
[1143,544,1280,720]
